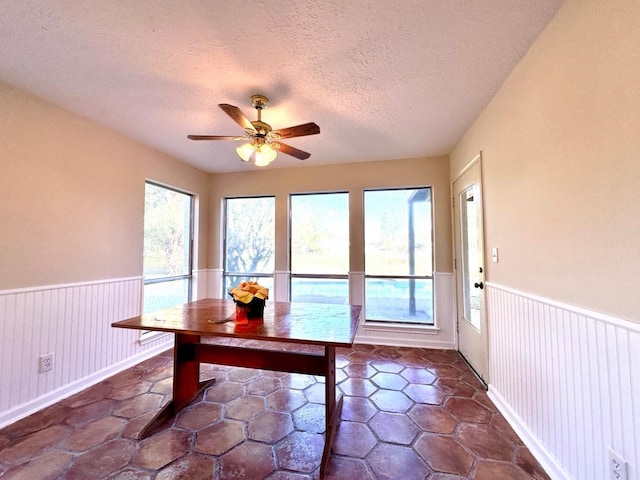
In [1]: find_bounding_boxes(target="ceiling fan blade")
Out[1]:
[272,122,320,139]
[274,142,311,160]
[188,135,246,141]
[218,104,256,133]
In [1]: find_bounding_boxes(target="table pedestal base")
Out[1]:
[138,334,342,478]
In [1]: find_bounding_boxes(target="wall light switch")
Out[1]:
[492,248,499,263]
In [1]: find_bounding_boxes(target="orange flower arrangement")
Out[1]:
[229,281,269,305]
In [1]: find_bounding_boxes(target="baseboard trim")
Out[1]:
[488,386,571,480]
[0,339,173,429]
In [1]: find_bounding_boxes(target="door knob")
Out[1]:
[474,282,484,289]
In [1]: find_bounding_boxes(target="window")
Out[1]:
[143,182,194,314]
[223,196,275,296]
[364,187,434,325]
[290,192,349,304]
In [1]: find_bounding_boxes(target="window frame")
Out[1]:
[289,191,350,304]
[222,195,276,296]
[363,186,435,326]
[141,180,195,343]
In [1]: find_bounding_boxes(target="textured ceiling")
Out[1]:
[0,1,564,173]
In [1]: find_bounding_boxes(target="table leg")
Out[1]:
[320,345,342,478]
[172,333,203,408]
[138,333,215,439]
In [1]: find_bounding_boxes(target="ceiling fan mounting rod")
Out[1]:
[249,95,272,137]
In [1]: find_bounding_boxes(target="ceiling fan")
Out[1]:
[188,95,320,167]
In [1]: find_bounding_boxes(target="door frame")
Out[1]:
[451,152,489,383]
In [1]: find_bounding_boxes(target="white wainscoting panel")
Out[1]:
[273,271,290,302]
[202,268,223,299]
[487,283,639,480]
[349,271,365,307]
[0,277,173,428]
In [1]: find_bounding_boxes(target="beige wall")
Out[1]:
[451,0,639,322]
[209,156,452,275]
[0,81,210,290]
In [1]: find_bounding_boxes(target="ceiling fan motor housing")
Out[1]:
[250,120,272,137]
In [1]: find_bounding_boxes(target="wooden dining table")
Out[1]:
[112,298,361,477]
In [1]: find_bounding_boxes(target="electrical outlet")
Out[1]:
[39,353,54,373]
[609,448,627,480]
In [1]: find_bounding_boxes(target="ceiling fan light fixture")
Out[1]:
[189,95,319,166]
[236,142,254,162]
[254,143,277,167]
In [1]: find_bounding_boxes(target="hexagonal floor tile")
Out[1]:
[428,365,464,379]
[400,367,436,384]
[175,403,222,430]
[325,456,376,480]
[292,403,325,433]
[194,420,244,455]
[370,372,408,391]
[444,397,492,423]
[338,378,377,397]
[204,382,244,403]
[366,443,430,480]
[474,459,534,480]
[112,393,164,419]
[226,367,260,383]
[342,363,378,379]
[407,405,457,434]
[369,412,420,445]
[370,360,403,373]
[302,382,326,404]
[248,411,294,443]
[456,423,516,461]
[0,451,72,480]
[106,381,153,401]
[403,384,445,405]
[414,433,474,475]
[63,399,117,427]
[341,396,378,423]
[435,378,476,397]
[64,438,136,479]
[225,395,265,421]
[132,429,191,470]
[220,441,276,479]
[371,347,403,360]
[333,421,377,457]
[156,453,215,480]
[61,417,126,452]
[0,424,72,465]
[369,390,413,413]
[246,376,281,396]
[281,374,317,390]
[267,388,307,412]
[275,431,324,474]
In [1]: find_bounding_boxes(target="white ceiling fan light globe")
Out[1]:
[236,143,254,162]
[254,144,277,167]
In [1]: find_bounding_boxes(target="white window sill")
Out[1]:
[139,331,172,345]
[362,321,440,335]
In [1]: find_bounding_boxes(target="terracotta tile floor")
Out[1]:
[0,341,550,479]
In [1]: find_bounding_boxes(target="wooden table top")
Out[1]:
[112,298,361,347]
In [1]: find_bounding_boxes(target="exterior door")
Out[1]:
[453,158,488,383]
